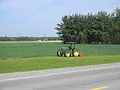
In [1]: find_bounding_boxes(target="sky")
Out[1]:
[0,0,120,37]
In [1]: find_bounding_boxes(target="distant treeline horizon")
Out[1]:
[0,37,61,41]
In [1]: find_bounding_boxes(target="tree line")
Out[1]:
[55,8,120,44]
[0,37,60,41]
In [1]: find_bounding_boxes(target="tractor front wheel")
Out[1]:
[64,50,71,57]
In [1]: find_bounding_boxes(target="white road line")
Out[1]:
[0,65,120,82]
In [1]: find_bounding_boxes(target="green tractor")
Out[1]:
[57,42,80,57]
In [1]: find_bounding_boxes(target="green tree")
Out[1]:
[55,8,120,44]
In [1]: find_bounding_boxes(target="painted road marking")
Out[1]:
[91,86,110,90]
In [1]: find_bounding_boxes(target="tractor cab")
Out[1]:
[66,42,76,50]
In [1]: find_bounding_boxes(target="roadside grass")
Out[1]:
[0,54,120,73]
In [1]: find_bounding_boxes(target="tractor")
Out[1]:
[57,42,80,57]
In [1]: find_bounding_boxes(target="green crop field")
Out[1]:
[0,42,120,59]
[0,42,120,73]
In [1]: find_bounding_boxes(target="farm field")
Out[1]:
[0,42,120,73]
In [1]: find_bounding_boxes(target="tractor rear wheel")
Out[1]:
[73,48,79,57]
[64,50,71,57]
[57,49,62,56]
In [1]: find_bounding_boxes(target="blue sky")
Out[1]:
[0,0,120,37]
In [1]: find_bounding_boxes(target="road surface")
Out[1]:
[0,63,120,90]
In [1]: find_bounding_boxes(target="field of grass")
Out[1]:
[0,42,120,59]
[0,42,120,73]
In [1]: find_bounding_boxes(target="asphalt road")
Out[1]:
[0,63,120,90]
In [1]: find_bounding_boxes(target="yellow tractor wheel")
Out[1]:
[73,49,79,57]
[64,50,71,57]
[57,49,62,56]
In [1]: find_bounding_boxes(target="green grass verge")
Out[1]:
[0,55,120,73]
